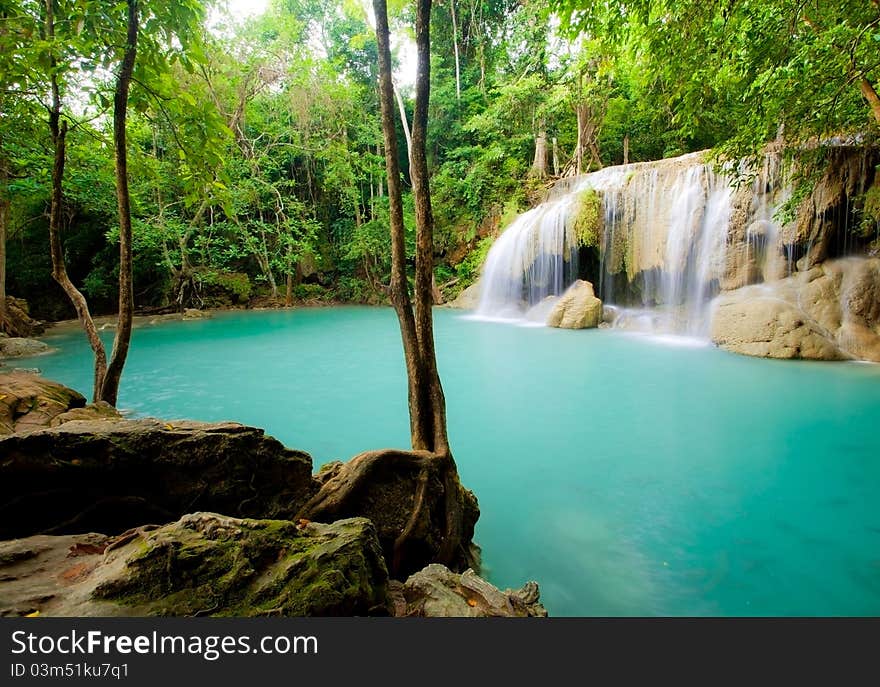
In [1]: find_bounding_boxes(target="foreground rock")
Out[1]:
[710,257,880,361]
[299,450,479,578]
[0,337,51,359]
[389,564,547,617]
[547,279,603,329]
[0,372,86,435]
[0,419,316,539]
[0,513,388,617]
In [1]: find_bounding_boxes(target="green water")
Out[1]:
[31,307,880,616]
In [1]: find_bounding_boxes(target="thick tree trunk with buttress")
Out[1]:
[100,0,139,407]
[45,0,107,402]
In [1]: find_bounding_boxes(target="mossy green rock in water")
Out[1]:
[0,514,389,617]
[0,419,316,539]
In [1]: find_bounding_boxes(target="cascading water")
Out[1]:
[474,151,792,337]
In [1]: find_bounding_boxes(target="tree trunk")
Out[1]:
[552,136,560,177]
[393,82,413,164]
[45,0,107,402]
[0,160,8,335]
[410,0,450,457]
[531,123,549,179]
[860,77,880,126]
[623,133,630,165]
[575,103,586,175]
[100,0,139,407]
[450,0,461,103]
[373,0,428,452]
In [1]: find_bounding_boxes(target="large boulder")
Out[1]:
[710,293,848,360]
[0,372,86,435]
[546,279,603,329]
[710,257,880,361]
[0,337,51,359]
[0,419,316,539]
[389,564,547,617]
[0,513,389,617]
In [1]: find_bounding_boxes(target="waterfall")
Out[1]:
[474,151,791,337]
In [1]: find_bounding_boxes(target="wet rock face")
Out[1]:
[547,280,603,329]
[389,564,548,617]
[0,419,317,539]
[710,257,880,361]
[0,372,86,435]
[0,514,389,617]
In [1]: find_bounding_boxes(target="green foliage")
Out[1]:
[455,236,495,290]
[573,189,602,247]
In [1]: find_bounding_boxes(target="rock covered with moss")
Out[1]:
[0,513,389,617]
[0,419,316,539]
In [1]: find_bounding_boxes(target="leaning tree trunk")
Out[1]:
[44,0,107,402]
[100,0,138,407]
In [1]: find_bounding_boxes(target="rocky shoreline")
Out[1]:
[0,372,547,618]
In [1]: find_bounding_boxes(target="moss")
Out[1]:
[93,516,387,617]
[573,188,603,248]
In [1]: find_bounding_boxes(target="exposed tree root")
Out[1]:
[297,448,479,578]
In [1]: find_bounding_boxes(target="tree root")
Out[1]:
[296,448,478,578]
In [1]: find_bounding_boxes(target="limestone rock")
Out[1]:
[710,257,880,361]
[389,564,547,617]
[446,281,481,309]
[0,514,388,617]
[0,372,86,435]
[0,419,316,539]
[710,293,847,360]
[547,279,603,329]
[0,337,51,359]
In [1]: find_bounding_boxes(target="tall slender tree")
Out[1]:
[100,0,138,406]
[374,0,448,456]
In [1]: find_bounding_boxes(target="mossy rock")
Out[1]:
[0,514,389,617]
